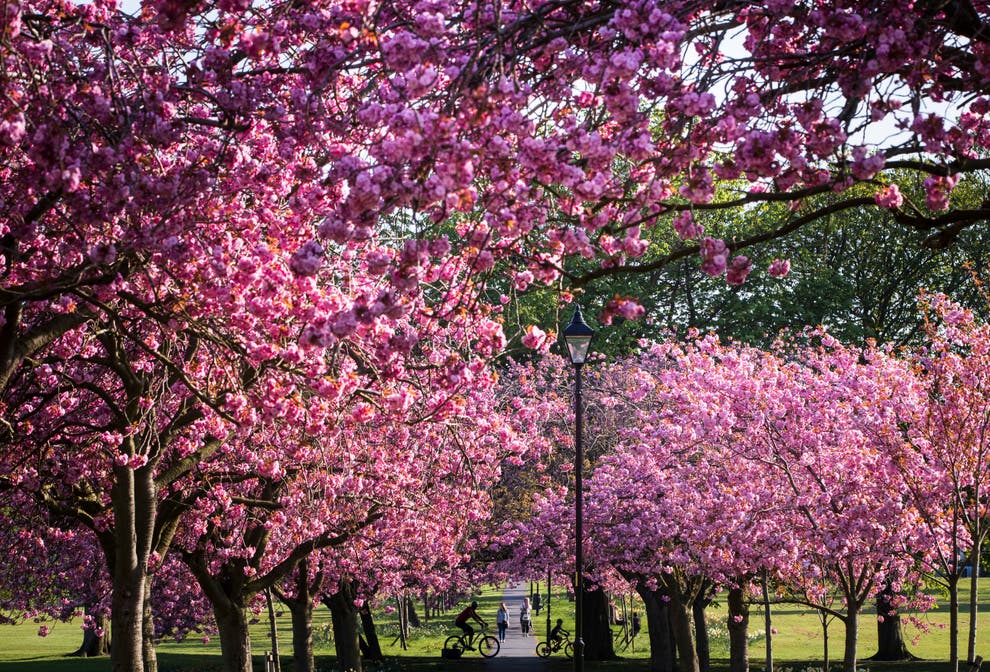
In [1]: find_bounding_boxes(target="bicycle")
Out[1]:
[442,626,500,658]
[536,634,574,659]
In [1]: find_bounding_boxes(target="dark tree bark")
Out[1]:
[842,607,861,672]
[727,586,750,672]
[405,596,422,628]
[868,582,916,661]
[820,611,831,672]
[582,585,617,660]
[265,590,282,672]
[762,571,774,672]
[142,580,158,672]
[183,549,255,672]
[636,583,675,672]
[290,595,314,672]
[214,598,253,672]
[327,583,363,672]
[71,612,110,658]
[693,587,712,672]
[274,559,338,672]
[667,587,700,672]
[359,605,384,661]
[276,561,319,672]
[108,464,156,672]
[949,572,961,672]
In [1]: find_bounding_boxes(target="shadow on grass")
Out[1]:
[0,654,963,672]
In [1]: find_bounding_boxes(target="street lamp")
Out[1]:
[561,304,594,672]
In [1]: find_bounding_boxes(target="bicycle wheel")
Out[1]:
[564,641,574,659]
[478,634,500,658]
[536,641,552,658]
[443,635,465,655]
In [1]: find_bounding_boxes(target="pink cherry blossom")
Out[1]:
[768,258,791,278]
[874,184,904,209]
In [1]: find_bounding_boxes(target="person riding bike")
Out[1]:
[455,600,487,650]
[550,618,569,649]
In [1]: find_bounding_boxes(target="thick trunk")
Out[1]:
[405,597,421,628]
[870,582,914,661]
[727,587,749,672]
[693,595,711,672]
[215,602,253,672]
[143,581,158,672]
[668,590,700,672]
[328,586,362,672]
[842,608,859,672]
[359,606,384,661]
[110,465,156,672]
[636,584,675,672]
[71,612,110,657]
[290,595,313,672]
[582,584,617,660]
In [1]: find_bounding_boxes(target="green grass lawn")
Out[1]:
[2,580,989,671]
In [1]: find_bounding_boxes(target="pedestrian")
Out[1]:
[520,597,532,635]
[532,591,542,616]
[496,602,509,642]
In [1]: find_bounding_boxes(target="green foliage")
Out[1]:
[560,174,990,353]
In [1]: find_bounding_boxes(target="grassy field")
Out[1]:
[1,580,989,671]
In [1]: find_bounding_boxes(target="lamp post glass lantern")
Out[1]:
[562,305,594,365]
[561,305,594,672]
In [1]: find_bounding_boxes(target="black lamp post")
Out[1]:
[561,305,594,672]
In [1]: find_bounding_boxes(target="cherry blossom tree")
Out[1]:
[5,2,990,671]
[506,334,940,672]
[910,290,990,668]
[0,514,111,656]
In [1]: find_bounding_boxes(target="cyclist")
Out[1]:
[455,600,487,650]
[550,618,569,649]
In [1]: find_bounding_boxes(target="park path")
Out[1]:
[484,581,545,671]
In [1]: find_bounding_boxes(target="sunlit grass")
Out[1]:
[1,579,989,670]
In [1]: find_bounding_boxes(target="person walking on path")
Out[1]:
[490,582,543,670]
[496,603,509,642]
[520,597,533,635]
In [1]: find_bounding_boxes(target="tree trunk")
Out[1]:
[109,464,155,672]
[328,586,362,672]
[822,612,830,672]
[727,587,749,672]
[762,571,773,672]
[72,612,110,657]
[405,596,421,628]
[266,590,283,672]
[275,560,326,672]
[693,593,711,672]
[869,582,914,660]
[949,573,960,672]
[143,581,158,672]
[582,584,617,660]
[215,601,253,672]
[667,589,700,672]
[289,593,313,672]
[359,605,383,661]
[969,553,981,665]
[636,584,675,672]
[842,608,859,672]
[396,595,408,647]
